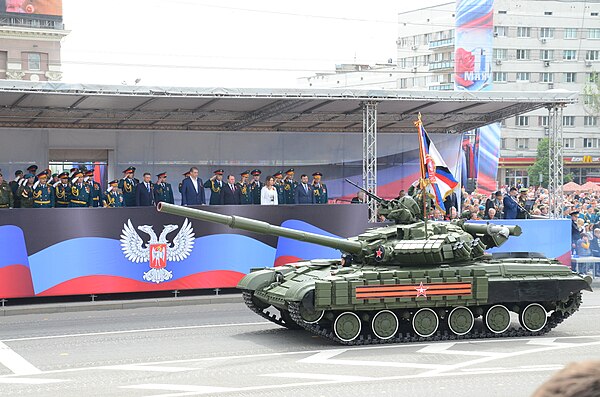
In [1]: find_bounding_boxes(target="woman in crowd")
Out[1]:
[260,175,278,205]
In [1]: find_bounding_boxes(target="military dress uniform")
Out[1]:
[237,170,252,205]
[54,172,71,207]
[312,172,328,204]
[32,172,55,208]
[154,173,174,204]
[85,171,103,208]
[273,171,285,205]
[17,176,34,208]
[103,180,124,207]
[204,169,225,205]
[9,172,22,208]
[118,166,139,207]
[283,169,298,205]
[0,180,14,209]
[248,169,263,205]
[69,176,93,207]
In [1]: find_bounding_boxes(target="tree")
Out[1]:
[528,138,573,187]
[583,71,600,115]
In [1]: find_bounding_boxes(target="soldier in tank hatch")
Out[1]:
[0,172,14,209]
[204,169,225,205]
[154,172,174,205]
[119,166,139,207]
[103,179,124,207]
[249,169,263,205]
[283,168,297,204]
[311,172,328,204]
[237,170,252,205]
[54,171,71,207]
[32,171,54,208]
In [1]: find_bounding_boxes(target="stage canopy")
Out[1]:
[0,81,577,134]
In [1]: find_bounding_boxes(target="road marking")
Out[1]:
[99,364,197,372]
[526,338,576,347]
[0,377,65,384]
[121,383,237,394]
[582,305,600,309]
[1,321,269,343]
[417,342,507,357]
[263,372,374,381]
[0,341,41,375]
[299,350,448,370]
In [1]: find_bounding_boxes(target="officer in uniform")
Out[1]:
[17,173,35,208]
[69,171,93,207]
[517,187,530,219]
[311,172,328,204]
[154,172,174,204]
[249,169,263,205]
[9,170,22,208]
[85,170,103,208]
[237,170,252,205]
[54,172,70,207]
[119,166,138,207]
[26,165,38,180]
[283,168,298,204]
[32,171,54,208]
[273,171,285,205]
[103,179,124,207]
[204,169,225,205]
[0,172,14,209]
[51,173,59,186]
[179,171,190,194]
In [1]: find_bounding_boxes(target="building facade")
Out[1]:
[0,9,68,81]
[299,0,600,186]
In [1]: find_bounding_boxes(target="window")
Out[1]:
[588,72,600,83]
[27,53,41,71]
[516,115,529,126]
[563,50,577,60]
[586,50,599,60]
[516,49,530,60]
[493,48,507,60]
[516,138,529,149]
[517,27,531,38]
[584,138,600,148]
[564,28,578,39]
[498,10,507,14]
[494,26,507,37]
[516,72,530,81]
[563,138,575,148]
[540,49,554,60]
[564,72,577,83]
[539,116,549,126]
[501,138,507,149]
[540,72,554,82]
[544,11,553,16]
[540,27,554,38]
[584,116,598,126]
[563,116,575,126]
[493,72,507,82]
[589,28,600,39]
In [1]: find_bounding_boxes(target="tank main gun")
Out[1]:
[157,202,364,255]
[460,222,522,249]
[344,179,421,224]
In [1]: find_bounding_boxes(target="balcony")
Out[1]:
[428,38,454,49]
[429,60,454,71]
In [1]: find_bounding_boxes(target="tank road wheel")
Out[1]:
[299,305,324,324]
[371,310,399,340]
[412,308,439,338]
[334,312,362,342]
[447,306,475,336]
[519,303,548,332]
[485,304,511,334]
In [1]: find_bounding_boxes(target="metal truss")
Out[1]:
[362,101,378,222]
[548,105,564,218]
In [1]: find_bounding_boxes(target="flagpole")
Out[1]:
[415,113,428,234]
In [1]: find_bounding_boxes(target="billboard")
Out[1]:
[2,0,62,16]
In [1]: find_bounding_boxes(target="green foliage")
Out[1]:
[528,138,550,187]
[583,71,600,115]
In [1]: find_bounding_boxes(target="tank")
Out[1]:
[157,200,592,345]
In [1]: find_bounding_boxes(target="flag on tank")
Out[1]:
[415,114,459,212]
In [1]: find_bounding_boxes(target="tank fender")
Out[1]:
[284,283,316,304]
[236,269,277,291]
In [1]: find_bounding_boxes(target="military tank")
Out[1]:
[157,198,592,345]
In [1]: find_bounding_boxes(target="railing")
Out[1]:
[428,38,454,49]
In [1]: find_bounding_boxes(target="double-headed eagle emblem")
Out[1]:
[120,218,195,283]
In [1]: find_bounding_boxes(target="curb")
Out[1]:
[0,294,243,317]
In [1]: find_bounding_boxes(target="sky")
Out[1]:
[60,0,450,88]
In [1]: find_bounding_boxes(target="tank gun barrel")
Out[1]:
[344,179,383,203]
[460,222,522,249]
[157,202,364,255]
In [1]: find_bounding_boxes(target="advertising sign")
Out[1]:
[2,0,62,16]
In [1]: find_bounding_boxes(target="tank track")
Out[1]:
[242,290,302,330]
[285,292,582,346]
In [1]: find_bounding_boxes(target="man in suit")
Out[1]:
[136,172,155,206]
[181,166,205,206]
[154,172,174,204]
[503,186,520,219]
[222,174,241,205]
[204,169,225,205]
[295,174,314,204]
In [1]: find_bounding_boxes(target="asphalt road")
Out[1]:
[0,291,599,397]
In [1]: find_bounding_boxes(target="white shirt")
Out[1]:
[261,186,278,205]
[190,176,198,192]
